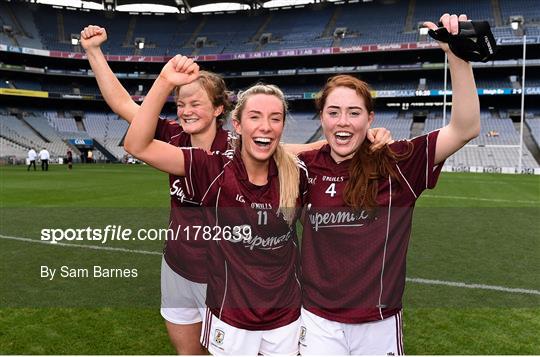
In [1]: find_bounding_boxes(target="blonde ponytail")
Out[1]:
[273,144,300,225]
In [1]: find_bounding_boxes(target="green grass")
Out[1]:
[1,164,539,354]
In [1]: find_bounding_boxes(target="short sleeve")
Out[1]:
[296,157,310,205]
[390,130,444,197]
[180,148,226,203]
[155,118,182,143]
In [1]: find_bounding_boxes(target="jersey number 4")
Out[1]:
[325,183,337,197]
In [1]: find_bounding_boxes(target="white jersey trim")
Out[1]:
[215,187,222,227]
[200,158,232,204]
[378,175,392,320]
[167,133,181,143]
[425,132,430,190]
[188,149,194,197]
[177,147,195,198]
[219,260,229,320]
[395,164,417,199]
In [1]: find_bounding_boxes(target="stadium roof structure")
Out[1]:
[80,0,272,12]
[30,0,394,13]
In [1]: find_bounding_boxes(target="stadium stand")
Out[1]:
[0,0,538,55]
[425,112,538,169]
[281,112,321,144]
[372,80,419,91]
[426,114,520,145]
[43,111,79,132]
[334,1,414,46]
[0,1,42,48]
[413,0,494,26]
[83,112,128,160]
[0,112,72,158]
[260,6,334,50]
[475,78,514,89]
[133,14,200,55]
[443,146,538,169]
[12,80,42,91]
[500,0,540,24]
[526,118,540,148]
[0,1,538,169]
[373,111,413,140]
[0,136,28,159]
[5,1,44,49]
[186,12,262,55]
[24,113,73,143]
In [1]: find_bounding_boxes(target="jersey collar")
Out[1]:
[233,147,278,182]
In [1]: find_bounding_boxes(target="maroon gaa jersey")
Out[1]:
[155,118,230,283]
[299,131,444,323]
[181,147,308,330]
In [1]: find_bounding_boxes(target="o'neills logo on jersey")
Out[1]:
[308,210,369,231]
[251,202,272,210]
[242,230,292,250]
[322,176,344,182]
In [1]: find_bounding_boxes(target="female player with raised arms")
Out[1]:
[124,54,313,355]
[81,26,233,355]
[297,13,481,355]
[80,25,392,355]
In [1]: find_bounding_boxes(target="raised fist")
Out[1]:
[80,25,107,50]
[159,55,200,87]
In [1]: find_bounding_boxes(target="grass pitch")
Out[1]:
[0,163,539,354]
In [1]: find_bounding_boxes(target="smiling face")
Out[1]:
[232,93,285,164]
[176,81,222,135]
[320,86,374,162]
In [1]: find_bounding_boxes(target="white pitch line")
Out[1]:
[422,194,539,205]
[406,277,540,296]
[2,234,539,296]
[0,234,161,256]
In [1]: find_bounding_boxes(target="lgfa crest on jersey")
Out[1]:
[214,328,225,345]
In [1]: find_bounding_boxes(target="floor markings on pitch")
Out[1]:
[0,234,161,255]
[422,194,539,205]
[2,233,539,296]
[406,277,540,296]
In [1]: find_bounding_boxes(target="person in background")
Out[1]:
[67,149,73,170]
[39,147,50,171]
[27,148,37,171]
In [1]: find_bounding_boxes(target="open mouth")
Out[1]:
[334,131,352,144]
[182,118,198,124]
[253,137,272,148]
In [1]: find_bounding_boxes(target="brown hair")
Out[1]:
[174,70,233,126]
[232,83,299,225]
[316,75,412,210]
